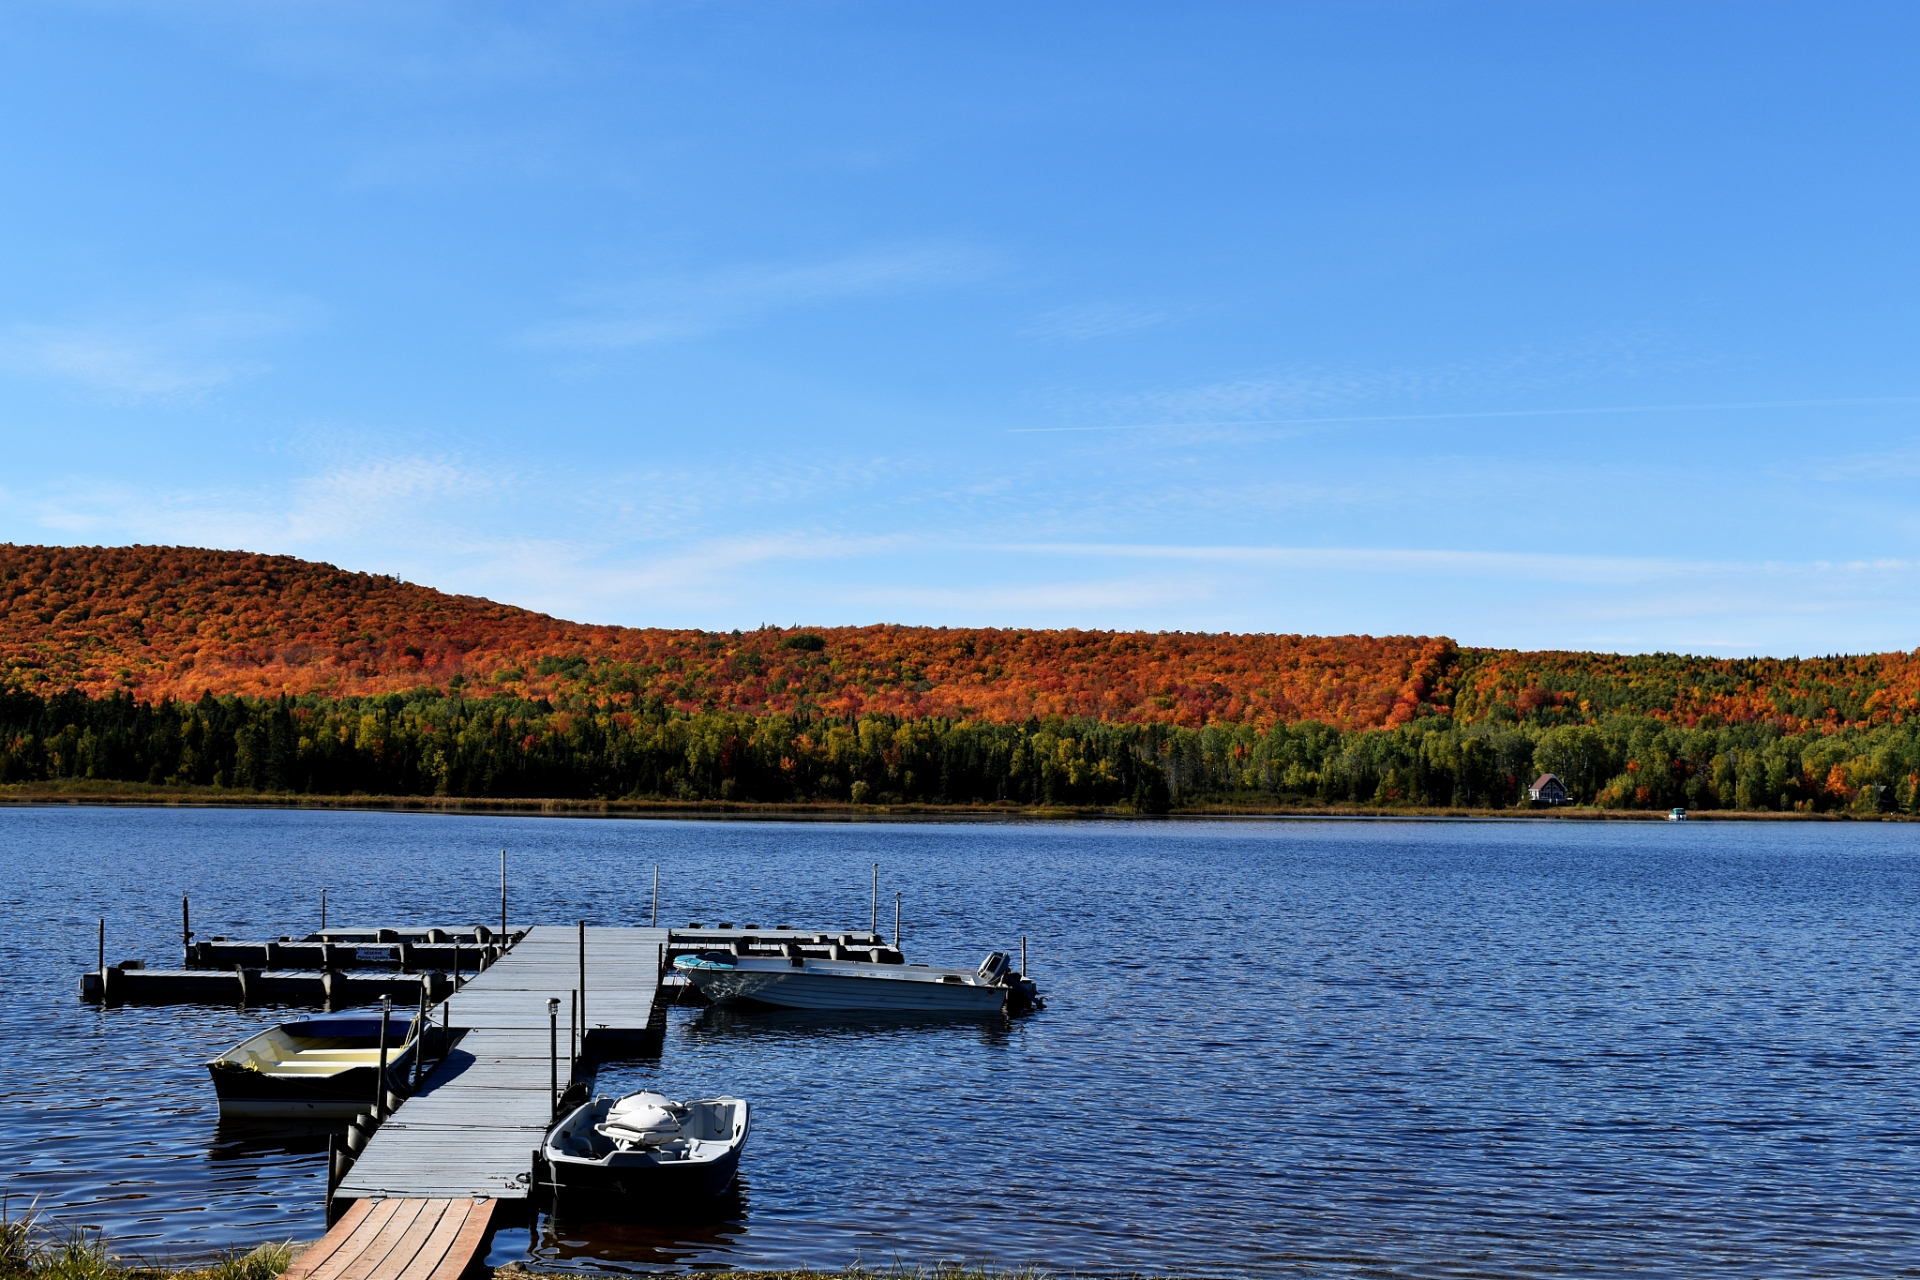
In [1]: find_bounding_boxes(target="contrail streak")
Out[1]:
[1006,395,1920,433]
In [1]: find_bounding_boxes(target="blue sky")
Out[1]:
[2,2,1917,655]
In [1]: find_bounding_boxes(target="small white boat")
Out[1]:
[543,1090,749,1203]
[1668,807,1689,821]
[674,948,1036,1014]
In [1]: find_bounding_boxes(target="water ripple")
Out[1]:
[2,809,1917,1276]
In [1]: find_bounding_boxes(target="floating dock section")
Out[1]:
[81,967,454,1007]
[80,926,522,1006]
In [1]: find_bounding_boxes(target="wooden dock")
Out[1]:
[332,925,668,1208]
[281,1197,496,1280]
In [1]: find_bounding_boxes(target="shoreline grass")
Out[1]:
[0,1200,292,1280]
[2,1203,1068,1280]
[0,778,1899,821]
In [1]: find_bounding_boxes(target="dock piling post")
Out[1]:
[376,996,391,1118]
[569,989,577,1081]
[548,997,560,1119]
[895,892,901,948]
[181,896,192,965]
[452,939,461,987]
[872,863,878,933]
[412,981,427,1089]
[578,920,586,1032]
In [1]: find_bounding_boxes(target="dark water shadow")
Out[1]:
[537,1182,751,1268]
[208,1118,337,1160]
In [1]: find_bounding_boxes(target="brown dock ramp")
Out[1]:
[284,1197,496,1280]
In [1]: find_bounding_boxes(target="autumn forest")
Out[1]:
[4,543,1920,814]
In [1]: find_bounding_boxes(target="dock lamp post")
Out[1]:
[548,997,561,1119]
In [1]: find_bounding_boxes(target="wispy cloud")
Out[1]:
[524,244,998,348]
[1012,395,1920,435]
[1027,331,1719,430]
[995,542,1697,582]
[26,451,497,551]
[0,293,315,404]
[1806,437,1920,483]
[1021,302,1182,343]
[993,540,1920,582]
[833,575,1216,616]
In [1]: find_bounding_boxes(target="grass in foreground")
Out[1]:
[2,1205,1072,1280]
[0,1200,291,1280]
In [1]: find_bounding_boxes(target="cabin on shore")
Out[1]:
[1528,773,1571,805]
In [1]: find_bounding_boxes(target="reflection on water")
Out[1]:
[208,1120,335,1162]
[541,1186,752,1269]
[5,808,1920,1276]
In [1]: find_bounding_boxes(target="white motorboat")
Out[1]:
[542,1090,750,1203]
[673,948,1037,1013]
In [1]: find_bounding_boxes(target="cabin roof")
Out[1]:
[1530,773,1562,789]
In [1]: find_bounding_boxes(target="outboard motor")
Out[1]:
[978,951,1011,986]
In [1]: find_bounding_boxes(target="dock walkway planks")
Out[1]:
[334,925,667,1205]
[282,1197,496,1280]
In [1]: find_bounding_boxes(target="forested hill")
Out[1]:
[2,543,1918,733]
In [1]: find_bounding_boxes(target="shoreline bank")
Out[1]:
[0,780,1900,821]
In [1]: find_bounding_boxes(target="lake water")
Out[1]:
[2,807,1917,1277]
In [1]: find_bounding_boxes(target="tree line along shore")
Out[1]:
[3,688,1915,815]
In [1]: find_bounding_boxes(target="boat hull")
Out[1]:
[681,962,1007,1013]
[209,1064,387,1118]
[206,1012,418,1119]
[547,1144,743,1203]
